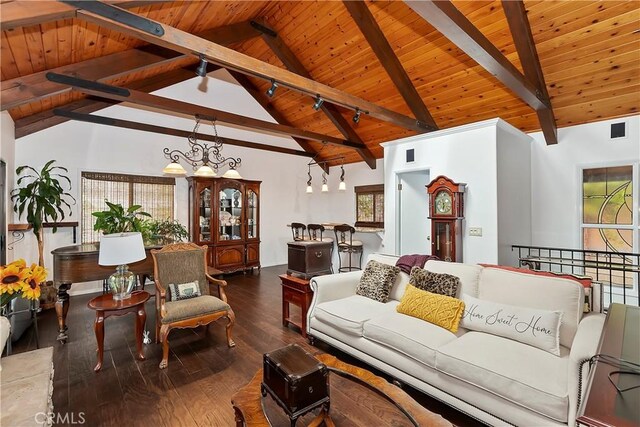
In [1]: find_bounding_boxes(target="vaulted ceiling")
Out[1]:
[1,1,638,166]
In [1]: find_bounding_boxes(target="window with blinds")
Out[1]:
[81,172,175,243]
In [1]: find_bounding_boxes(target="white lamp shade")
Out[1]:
[338,181,346,191]
[194,165,217,177]
[321,183,329,192]
[98,232,146,266]
[163,161,187,175]
[306,185,313,193]
[222,168,242,179]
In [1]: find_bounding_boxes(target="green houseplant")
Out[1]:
[11,160,75,268]
[142,218,189,245]
[92,201,151,235]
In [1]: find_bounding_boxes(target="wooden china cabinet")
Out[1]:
[187,177,261,273]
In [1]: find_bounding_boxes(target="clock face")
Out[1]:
[434,191,453,215]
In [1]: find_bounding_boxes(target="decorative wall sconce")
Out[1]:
[162,115,242,179]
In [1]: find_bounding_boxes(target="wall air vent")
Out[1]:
[406,148,415,163]
[610,122,627,140]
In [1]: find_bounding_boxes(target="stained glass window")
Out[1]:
[583,166,633,225]
[355,184,384,228]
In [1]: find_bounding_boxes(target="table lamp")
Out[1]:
[98,232,146,301]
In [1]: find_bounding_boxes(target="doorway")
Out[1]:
[397,170,430,255]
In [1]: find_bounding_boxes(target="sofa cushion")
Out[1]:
[397,285,465,333]
[424,260,482,298]
[364,311,460,368]
[314,295,398,336]
[436,331,569,422]
[478,267,584,347]
[409,266,460,297]
[460,294,562,355]
[366,254,411,301]
[356,260,400,302]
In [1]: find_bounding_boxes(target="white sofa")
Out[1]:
[0,316,54,427]
[307,254,606,426]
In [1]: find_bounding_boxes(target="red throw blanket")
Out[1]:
[395,254,439,275]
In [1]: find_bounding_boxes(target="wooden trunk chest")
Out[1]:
[287,240,333,279]
[261,344,330,424]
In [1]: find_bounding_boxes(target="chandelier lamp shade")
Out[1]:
[163,115,242,179]
[305,156,346,193]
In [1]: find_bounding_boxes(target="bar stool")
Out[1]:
[333,224,363,272]
[308,224,334,273]
[291,222,307,241]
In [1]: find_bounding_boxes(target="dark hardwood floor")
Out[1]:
[11,265,483,427]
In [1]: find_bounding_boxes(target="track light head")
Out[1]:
[312,95,324,111]
[195,56,208,77]
[266,80,278,97]
[352,108,361,124]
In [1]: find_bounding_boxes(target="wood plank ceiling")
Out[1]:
[1,0,639,166]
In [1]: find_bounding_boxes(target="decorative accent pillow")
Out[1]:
[409,266,460,297]
[168,280,201,301]
[460,294,563,356]
[396,285,465,333]
[356,260,400,303]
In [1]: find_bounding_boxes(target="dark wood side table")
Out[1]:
[87,290,150,372]
[279,274,313,338]
[577,303,640,427]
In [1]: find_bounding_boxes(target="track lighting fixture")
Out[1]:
[352,108,361,124]
[195,55,208,77]
[312,95,324,111]
[266,80,278,97]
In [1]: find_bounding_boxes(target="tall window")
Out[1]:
[355,184,384,228]
[581,166,636,295]
[81,172,175,243]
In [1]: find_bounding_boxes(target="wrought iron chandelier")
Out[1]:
[162,115,242,179]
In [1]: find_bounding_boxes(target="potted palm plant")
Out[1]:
[11,160,75,268]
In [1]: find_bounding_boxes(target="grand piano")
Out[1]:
[52,243,159,342]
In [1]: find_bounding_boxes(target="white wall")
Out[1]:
[383,119,506,265]
[1,112,16,263]
[497,124,532,266]
[12,69,367,293]
[530,116,640,250]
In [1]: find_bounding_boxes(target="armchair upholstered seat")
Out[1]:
[152,243,235,369]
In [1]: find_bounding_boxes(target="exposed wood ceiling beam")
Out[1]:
[502,0,558,145]
[404,1,555,142]
[65,0,430,132]
[53,109,314,158]
[252,20,378,169]
[0,0,172,31]
[342,1,438,132]
[228,71,329,173]
[46,72,366,149]
[1,20,263,111]
[14,67,194,139]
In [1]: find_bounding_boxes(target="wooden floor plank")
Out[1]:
[10,265,481,427]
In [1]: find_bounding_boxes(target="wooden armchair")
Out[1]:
[151,243,235,369]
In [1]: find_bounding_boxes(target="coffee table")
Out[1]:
[231,353,453,427]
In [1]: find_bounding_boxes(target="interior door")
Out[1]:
[398,170,430,255]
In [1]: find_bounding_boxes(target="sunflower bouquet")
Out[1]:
[0,259,47,308]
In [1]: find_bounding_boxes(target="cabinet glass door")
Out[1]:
[432,221,453,262]
[198,186,212,242]
[247,189,258,239]
[219,187,243,242]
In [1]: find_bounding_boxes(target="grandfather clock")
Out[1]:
[426,175,466,262]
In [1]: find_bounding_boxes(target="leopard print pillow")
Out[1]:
[409,266,460,298]
[356,260,400,303]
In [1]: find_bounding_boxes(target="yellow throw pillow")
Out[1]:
[396,285,465,333]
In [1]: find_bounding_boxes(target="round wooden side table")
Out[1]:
[87,290,150,372]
